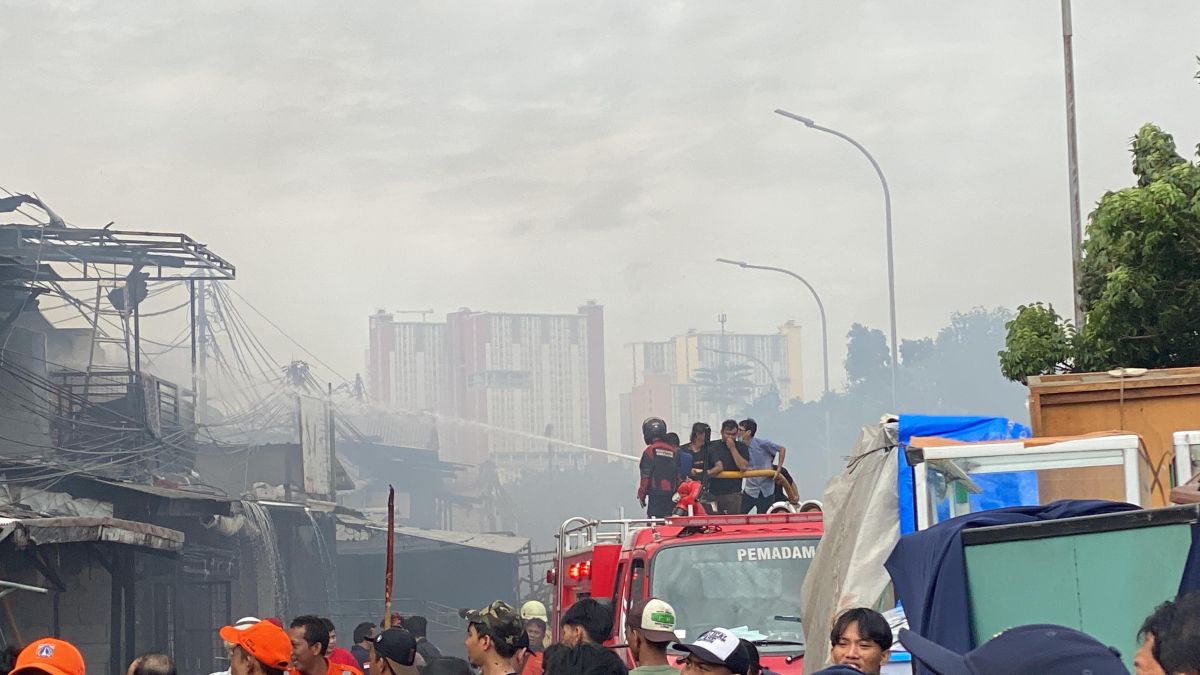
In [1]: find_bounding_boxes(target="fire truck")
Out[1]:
[547,512,823,673]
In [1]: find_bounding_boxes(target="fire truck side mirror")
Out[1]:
[546,568,557,585]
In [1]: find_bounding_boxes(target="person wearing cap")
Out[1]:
[626,598,678,675]
[212,617,263,675]
[369,628,419,675]
[519,601,551,652]
[219,618,293,675]
[288,615,363,675]
[899,623,1129,675]
[827,608,892,675]
[673,627,750,675]
[461,601,526,675]
[8,637,86,675]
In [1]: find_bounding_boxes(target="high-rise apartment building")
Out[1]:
[367,311,446,412]
[366,303,607,479]
[622,323,803,452]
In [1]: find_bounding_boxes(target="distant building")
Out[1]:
[366,303,607,480]
[623,323,803,453]
[367,311,446,412]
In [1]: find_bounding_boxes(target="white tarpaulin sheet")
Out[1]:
[801,423,900,673]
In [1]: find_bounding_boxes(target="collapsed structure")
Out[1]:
[0,194,528,674]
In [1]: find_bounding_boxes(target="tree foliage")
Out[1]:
[742,308,1027,497]
[693,360,756,416]
[1001,122,1200,382]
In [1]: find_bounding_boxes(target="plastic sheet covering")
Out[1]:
[801,423,900,674]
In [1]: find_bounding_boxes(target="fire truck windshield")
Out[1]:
[650,537,817,653]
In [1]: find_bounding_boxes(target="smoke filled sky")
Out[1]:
[3,1,1199,439]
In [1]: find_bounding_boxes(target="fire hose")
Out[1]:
[710,469,800,503]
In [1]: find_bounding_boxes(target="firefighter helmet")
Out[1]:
[520,600,548,621]
[642,417,668,445]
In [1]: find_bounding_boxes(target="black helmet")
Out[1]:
[642,417,668,445]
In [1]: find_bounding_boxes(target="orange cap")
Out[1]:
[219,620,292,670]
[11,638,85,675]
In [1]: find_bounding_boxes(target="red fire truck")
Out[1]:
[547,512,823,672]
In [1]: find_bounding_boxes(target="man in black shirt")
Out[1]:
[702,419,750,514]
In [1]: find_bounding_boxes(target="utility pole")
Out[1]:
[1061,0,1085,328]
[196,279,208,424]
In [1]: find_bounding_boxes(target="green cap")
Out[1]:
[459,601,527,648]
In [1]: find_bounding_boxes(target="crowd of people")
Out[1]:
[3,591,1199,674]
[637,417,793,518]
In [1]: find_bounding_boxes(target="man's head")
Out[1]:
[561,598,614,646]
[10,638,86,675]
[127,653,176,675]
[1154,592,1200,675]
[354,622,379,647]
[625,598,677,664]
[319,618,338,651]
[402,615,429,639]
[900,623,1127,675]
[460,601,526,667]
[720,420,738,443]
[666,432,681,447]
[370,628,420,675]
[737,419,757,442]
[288,615,330,672]
[1137,599,1175,675]
[642,417,668,444]
[690,422,711,446]
[740,641,761,675]
[829,608,892,674]
[525,618,548,653]
[221,620,292,675]
[674,627,751,675]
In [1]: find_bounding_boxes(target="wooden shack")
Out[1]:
[1027,367,1200,506]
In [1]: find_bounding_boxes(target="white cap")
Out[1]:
[673,627,750,675]
[234,617,261,629]
[628,598,677,643]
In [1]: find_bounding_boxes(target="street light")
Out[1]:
[774,108,898,408]
[715,258,829,399]
[716,257,834,476]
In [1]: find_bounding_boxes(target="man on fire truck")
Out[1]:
[637,417,680,518]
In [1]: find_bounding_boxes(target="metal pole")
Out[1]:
[774,109,898,409]
[196,279,207,424]
[189,279,197,404]
[715,258,833,476]
[1061,0,1085,328]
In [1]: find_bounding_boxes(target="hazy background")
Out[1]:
[3,0,1199,447]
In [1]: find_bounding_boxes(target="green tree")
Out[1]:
[1000,123,1200,382]
[844,323,891,386]
[693,360,756,416]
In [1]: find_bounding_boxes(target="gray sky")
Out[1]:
[3,1,1199,442]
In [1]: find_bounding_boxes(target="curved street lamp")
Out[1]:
[774,108,898,408]
[716,257,833,476]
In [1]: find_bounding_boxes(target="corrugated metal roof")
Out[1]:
[335,513,528,554]
[0,513,184,552]
[342,412,439,451]
[93,478,234,503]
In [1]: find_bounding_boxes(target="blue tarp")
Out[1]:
[897,415,1033,535]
